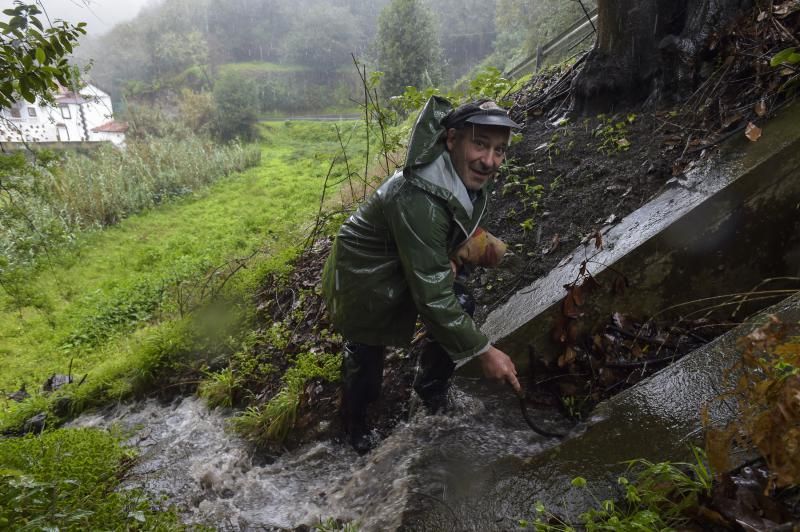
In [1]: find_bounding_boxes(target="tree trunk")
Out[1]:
[571,0,754,115]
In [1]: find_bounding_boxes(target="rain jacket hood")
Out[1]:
[322,96,492,363]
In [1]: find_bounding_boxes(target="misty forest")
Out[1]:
[1,0,800,530]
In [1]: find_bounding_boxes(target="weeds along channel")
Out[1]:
[0,120,366,432]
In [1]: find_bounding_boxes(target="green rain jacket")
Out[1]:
[322,96,491,363]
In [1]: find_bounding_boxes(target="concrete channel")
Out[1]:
[403,103,800,529]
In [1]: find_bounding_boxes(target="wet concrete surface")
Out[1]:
[403,292,800,530]
[477,103,800,372]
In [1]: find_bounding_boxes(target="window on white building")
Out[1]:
[27,107,36,117]
[56,124,69,141]
[10,107,21,118]
[60,105,71,119]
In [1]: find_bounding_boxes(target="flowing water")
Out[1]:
[71,378,568,530]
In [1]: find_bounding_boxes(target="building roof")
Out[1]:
[91,120,129,133]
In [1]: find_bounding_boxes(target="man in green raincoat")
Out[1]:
[322,96,522,453]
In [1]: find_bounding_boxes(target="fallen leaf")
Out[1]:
[612,312,631,331]
[721,113,743,130]
[774,0,800,17]
[754,100,767,117]
[592,230,603,250]
[757,10,768,21]
[745,122,762,142]
[616,138,630,149]
[571,284,585,306]
[562,290,581,318]
[558,347,577,367]
[630,343,643,359]
[542,233,560,255]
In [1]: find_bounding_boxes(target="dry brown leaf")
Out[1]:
[571,284,585,306]
[592,230,603,250]
[562,290,580,318]
[558,346,577,367]
[542,233,560,255]
[745,122,762,142]
[721,113,743,130]
[754,100,767,117]
[630,343,643,359]
[612,275,628,296]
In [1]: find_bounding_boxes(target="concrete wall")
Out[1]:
[477,103,800,372]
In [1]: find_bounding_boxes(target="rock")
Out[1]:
[43,374,72,392]
[7,385,29,402]
[23,412,47,434]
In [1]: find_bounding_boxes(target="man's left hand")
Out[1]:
[479,345,521,393]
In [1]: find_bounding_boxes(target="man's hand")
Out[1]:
[479,345,521,394]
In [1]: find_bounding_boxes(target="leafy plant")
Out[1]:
[705,316,800,489]
[593,114,636,155]
[770,47,800,94]
[0,428,183,530]
[0,3,86,109]
[527,447,712,531]
[466,66,522,106]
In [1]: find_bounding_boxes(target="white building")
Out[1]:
[0,83,127,148]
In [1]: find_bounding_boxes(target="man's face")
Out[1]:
[446,124,509,191]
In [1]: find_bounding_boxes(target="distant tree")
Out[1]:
[211,70,259,141]
[492,0,595,70]
[154,31,209,77]
[280,5,359,71]
[375,0,444,97]
[178,88,215,134]
[423,0,496,80]
[0,2,86,109]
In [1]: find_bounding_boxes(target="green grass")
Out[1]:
[0,121,365,418]
[219,61,311,75]
[0,428,185,530]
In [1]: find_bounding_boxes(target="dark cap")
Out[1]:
[442,99,522,130]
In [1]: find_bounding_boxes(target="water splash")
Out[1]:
[70,378,563,530]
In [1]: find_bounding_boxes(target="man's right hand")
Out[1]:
[479,345,521,394]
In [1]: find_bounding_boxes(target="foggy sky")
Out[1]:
[0,0,158,35]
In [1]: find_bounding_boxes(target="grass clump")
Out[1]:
[0,428,184,530]
[527,447,712,531]
[231,351,341,444]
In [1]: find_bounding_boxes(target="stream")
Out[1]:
[70,378,569,530]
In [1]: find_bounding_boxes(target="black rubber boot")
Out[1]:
[412,279,473,414]
[340,342,385,455]
[413,339,456,414]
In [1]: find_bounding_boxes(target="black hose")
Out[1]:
[515,388,567,439]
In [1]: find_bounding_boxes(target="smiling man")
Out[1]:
[322,97,522,453]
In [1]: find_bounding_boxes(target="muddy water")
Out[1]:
[71,378,568,530]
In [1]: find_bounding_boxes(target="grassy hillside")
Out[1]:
[0,121,365,420]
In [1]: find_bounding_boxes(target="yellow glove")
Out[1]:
[453,227,507,268]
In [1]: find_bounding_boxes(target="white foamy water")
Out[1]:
[70,379,563,530]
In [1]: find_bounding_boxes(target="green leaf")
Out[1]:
[35,47,45,64]
[771,47,798,67]
[571,476,588,488]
